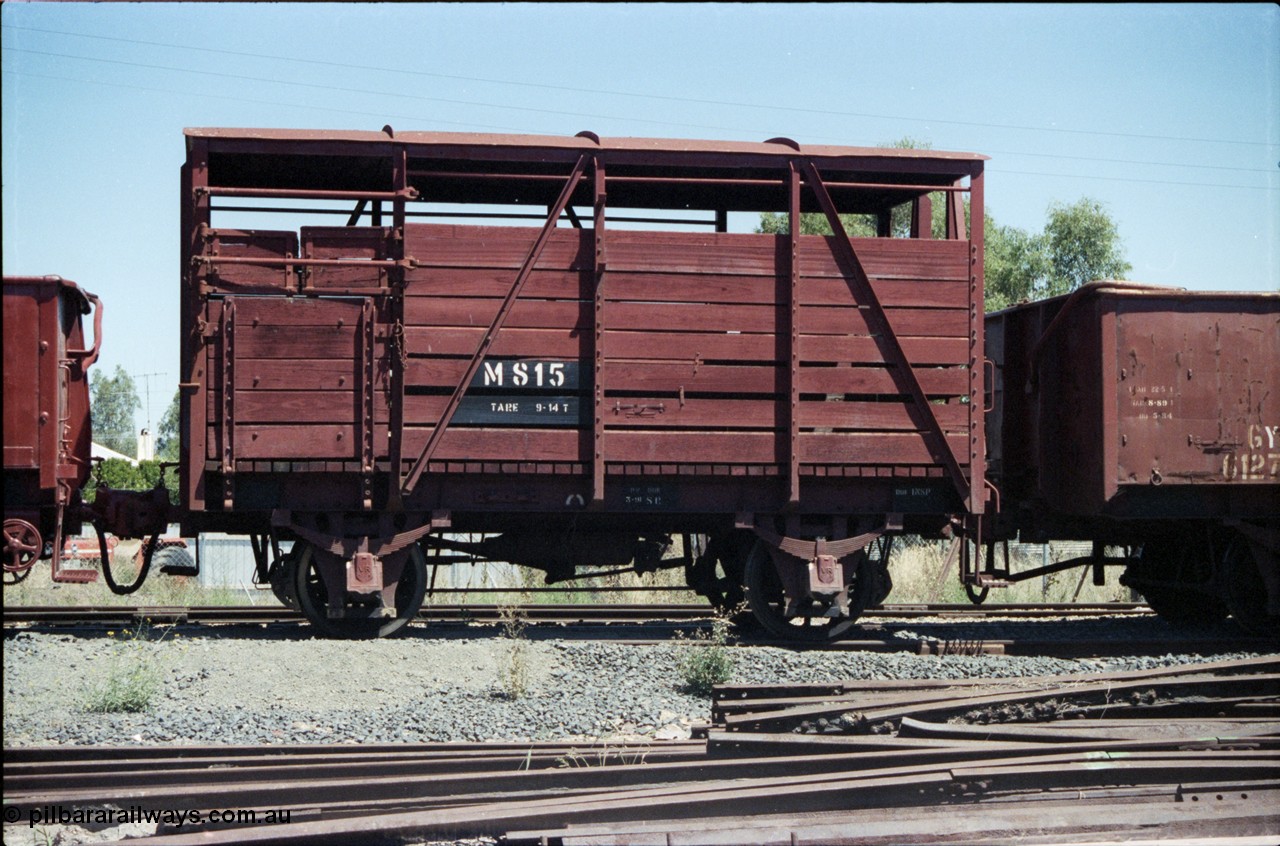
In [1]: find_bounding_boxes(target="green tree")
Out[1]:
[1042,198,1132,295]
[984,198,1131,310]
[756,137,939,240]
[156,390,181,462]
[985,221,1050,311]
[755,137,1131,311]
[91,366,141,457]
[757,209,876,238]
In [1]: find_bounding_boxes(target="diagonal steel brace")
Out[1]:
[400,154,591,497]
[799,160,972,508]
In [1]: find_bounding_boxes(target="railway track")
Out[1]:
[1,601,1154,628]
[4,601,1267,658]
[2,602,714,627]
[5,656,1276,845]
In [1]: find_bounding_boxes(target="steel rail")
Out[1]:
[0,603,715,627]
[5,659,1274,844]
[3,603,1266,658]
[0,601,1154,626]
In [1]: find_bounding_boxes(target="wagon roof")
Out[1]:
[185,127,986,213]
[1,275,95,314]
[185,127,988,164]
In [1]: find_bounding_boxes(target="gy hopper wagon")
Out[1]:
[179,128,988,638]
[982,284,1279,635]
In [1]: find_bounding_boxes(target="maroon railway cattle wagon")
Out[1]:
[983,282,1279,635]
[179,127,987,638]
[2,276,102,584]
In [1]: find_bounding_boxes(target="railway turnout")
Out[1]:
[4,655,1276,844]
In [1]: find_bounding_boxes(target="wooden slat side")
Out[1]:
[221,423,967,467]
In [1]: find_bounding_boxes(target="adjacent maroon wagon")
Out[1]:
[179,128,988,637]
[2,276,101,584]
[983,283,1279,634]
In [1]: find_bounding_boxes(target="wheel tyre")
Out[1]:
[294,543,427,639]
[268,551,299,610]
[742,539,870,643]
[1137,586,1229,626]
[1223,541,1279,638]
[154,546,196,575]
[684,532,748,613]
[1126,538,1228,626]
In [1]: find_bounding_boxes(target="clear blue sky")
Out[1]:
[3,3,1277,434]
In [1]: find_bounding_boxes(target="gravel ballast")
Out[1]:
[2,617,1267,748]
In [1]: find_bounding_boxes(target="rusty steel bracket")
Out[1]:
[614,402,665,418]
[219,298,236,510]
[359,298,376,510]
[272,509,448,561]
[753,524,886,562]
[49,487,97,585]
[810,553,842,593]
[347,551,381,594]
[799,159,972,510]
[400,153,591,498]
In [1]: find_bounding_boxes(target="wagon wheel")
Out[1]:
[1123,536,1228,626]
[154,545,197,576]
[683,532,749,613]
[267,548,300,610]
[3,519,42,579]
[293,541,427,639]
[1222,539,1279,638]
[742,539,872,642]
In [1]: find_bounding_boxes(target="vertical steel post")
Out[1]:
[786,162,802,506]
[592,156,607,505]
[183,142,211,513]
[912,195,932,239]
[387,144,408,510]
[968,168,986,513]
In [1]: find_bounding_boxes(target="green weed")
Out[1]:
[83,620,183,713]
[496,598,531,700]
[674,610,736,696]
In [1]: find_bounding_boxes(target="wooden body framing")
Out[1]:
[178,129,987,536]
